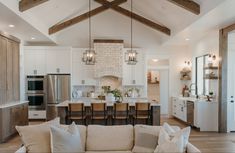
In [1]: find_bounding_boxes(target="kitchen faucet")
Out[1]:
[189,83,198,98]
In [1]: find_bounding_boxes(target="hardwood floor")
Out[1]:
[1,118,235,153]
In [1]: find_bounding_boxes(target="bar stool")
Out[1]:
[68,103,86,125]
[91,103,107,125]
[133,102,151,125]
[113,103,129,125]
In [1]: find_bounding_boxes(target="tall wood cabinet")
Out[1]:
[0,33,28,143]
[0,33,20,104]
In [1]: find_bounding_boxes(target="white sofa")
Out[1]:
[16,124,201,153]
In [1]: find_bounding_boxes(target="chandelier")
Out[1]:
[82,0,96,65]
[125,0,137,65]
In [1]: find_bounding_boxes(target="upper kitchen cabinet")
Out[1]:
[0,33,20,104]
[122,48,145,86]
[24,47,46,75]
[46,47,71,74]
[71,48,96,86]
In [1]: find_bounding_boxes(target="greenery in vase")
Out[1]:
[110,89,123,102]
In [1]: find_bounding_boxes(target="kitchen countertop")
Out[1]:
[0,101,29,108]
[56,100,161,107]
[176,96,218,103]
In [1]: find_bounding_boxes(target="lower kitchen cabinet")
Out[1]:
[0,103,28,143]
[172,97,187,122]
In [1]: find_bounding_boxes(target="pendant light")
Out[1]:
[82,0,96,65]
[125,0,137,65]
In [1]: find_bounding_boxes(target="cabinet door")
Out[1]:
[0,36,7,105]
[6,40,14,102]
[133,50,144,85]
[12,42,20,101]
[46,49,71,74]
[24,51,36,75]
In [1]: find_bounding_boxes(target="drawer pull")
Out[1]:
[33,114,39,116]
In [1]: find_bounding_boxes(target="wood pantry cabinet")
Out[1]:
[0,33,28,143]
[0,33,20,104]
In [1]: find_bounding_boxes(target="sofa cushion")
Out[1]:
[50,122,84,153]
[86,125,133,151]
[15,118,60,153]
[60,124,86,151]
[154,127,184,153]
[132,125,161,153]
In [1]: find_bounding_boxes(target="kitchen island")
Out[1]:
[56,100,161,125]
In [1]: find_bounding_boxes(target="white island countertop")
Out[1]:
[56,100,161,107]
[0,101,29,109]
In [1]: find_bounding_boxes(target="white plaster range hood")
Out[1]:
[94,39,124,78]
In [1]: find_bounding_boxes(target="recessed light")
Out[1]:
[152,59,159,62]
[8,24,15,28]
[185,38,190,41]
[31,37,36,40]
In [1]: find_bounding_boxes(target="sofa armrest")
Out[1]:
[187,143,201,153]
[15,146,26,153]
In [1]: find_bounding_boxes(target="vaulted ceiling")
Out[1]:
[0,0,228,50]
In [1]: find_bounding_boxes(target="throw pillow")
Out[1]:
[16,118,60,153]
[162,122,191,151]
[132,125,160,153]
[50,122,84,153]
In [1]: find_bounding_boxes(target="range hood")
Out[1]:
[94,39,124,78]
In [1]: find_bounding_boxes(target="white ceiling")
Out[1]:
[0,2,53,44]
[0,0,231,50]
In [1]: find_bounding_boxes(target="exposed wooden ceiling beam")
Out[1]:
[167,0,200,15]
[49,0,127,35]
[19,0,49,12]
[95,0,171,36]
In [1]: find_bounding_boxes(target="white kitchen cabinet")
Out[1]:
[122,48,145,86]
[46,48,71,74]
[172,97,187,122]
[24,48,46,75]
[71,48,96,86]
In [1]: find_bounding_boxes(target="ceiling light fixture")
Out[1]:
[152,59,159,62]
[125,0,137,65]
[31,37,36,40]
[8,24,15,28]
[82,0,96,65]
[185,38,190,41]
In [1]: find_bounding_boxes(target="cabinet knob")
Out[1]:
[82,80,85,84]
[132,80,136,84]
[33,70,37,75]
[56,68,60,73]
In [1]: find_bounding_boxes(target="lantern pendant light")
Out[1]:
[125,0,137,65]
[82,0,96,65]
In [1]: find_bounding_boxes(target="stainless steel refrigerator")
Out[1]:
[46,74,71,121]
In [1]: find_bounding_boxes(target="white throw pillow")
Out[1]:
[162,122,191,151]
[154,128,184,153]
[50,122,84,153]
[16,118,60,153]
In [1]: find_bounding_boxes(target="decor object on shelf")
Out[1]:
[125,0,137,65]
[82,0,96,65]
[204,66,218,80]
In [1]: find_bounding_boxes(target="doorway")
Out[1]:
[147,59,169,115]
[227,32,235,132]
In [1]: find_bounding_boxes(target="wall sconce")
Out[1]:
[184,61,191,68]
[125,50,138,65]
[208,54,216,67]
[82,49,96,65]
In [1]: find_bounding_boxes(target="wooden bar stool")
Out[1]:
[91,103,107,125]
[113,103,129,125]
[133,102,151,125]
[68,103,86,125]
